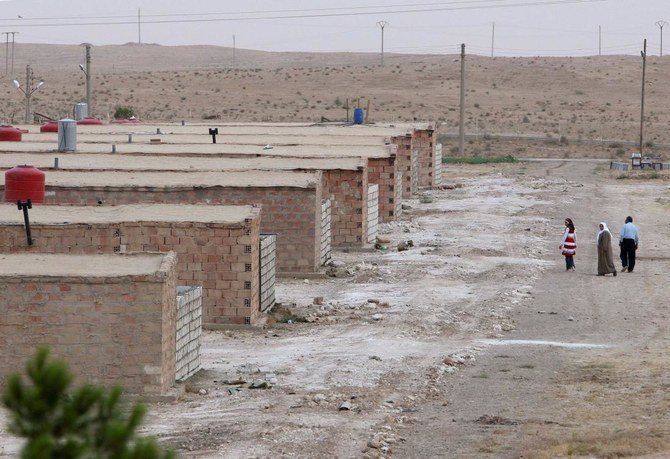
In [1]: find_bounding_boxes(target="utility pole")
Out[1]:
[80,43,93,117]
[598,25,602,56]
[233,34,236,68]
[376,21,388,66]
[491,22,495,57]
[3,32,18,75]
[459,43,466,156]
[656,20,668,57]
[138,8,141,45]
[639,39,647,155]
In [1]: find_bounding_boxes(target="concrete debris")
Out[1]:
[372,314,384,321]
[198,389,208,396]
[313,296,324,305]
[376,236,391,244]
[397,240,414,252]
[249,380,272,389]
[339,401,352,411]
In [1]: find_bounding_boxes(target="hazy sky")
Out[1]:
[0,0,667,56]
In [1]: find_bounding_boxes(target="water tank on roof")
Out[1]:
[5,165,45,203]
[74,102,88,121]
[58,119,77,152]
[40,121,59,133]
[0,125,22,141]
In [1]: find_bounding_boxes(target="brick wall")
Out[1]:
[413,128,438,189]
[391,134,415,198]
[367,156,400,223]
[0,217,262,327]
[324,169,368,247]
[0,253,178,396]
[35,184,323,273]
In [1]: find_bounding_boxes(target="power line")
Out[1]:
[0,0,608,28]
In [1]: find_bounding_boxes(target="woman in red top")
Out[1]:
[559,218,576,271]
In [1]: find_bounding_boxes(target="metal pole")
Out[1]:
[656,21,668,57]
[599,25,602,56]
[25,65,31,124]
[85,44,92,117]
[233,34,236,67]
[10,32,17,75]
[491,22,495,57]
[459,43,466,156]
[3,33,8,75]
[138,8,141,45]
[639,39,647,155]
[377,21,388,66]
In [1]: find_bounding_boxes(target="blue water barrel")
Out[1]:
[353,108,364,124]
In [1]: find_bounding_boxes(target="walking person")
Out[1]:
[619,216,639,273]
[597,222,617,276]
[559,218,576,271]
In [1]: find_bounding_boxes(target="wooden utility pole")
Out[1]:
[459,43,466,156]
[639,39,647,155]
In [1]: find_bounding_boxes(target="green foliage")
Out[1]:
[442,155,517,164]
[113,106,136,119]
[2,347,175,459]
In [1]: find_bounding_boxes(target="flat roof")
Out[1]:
[0,142,393,158]
[0,153,366,172]
[23,133,392,147]
[0,204,258,225]
[0,170,321,189]
[15,121,433,137]
[0,253,166,277]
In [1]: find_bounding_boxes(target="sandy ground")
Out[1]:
[1,159,669,457]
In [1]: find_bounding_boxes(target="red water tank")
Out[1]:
[0,125,22,141]
[77,117,103,125]
[5,165,46,203]
[40,121,59,133]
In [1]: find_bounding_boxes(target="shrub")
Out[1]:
[2,347,174,458]
[113,105,136,119]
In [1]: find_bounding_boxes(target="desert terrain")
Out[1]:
[0,44,669,458]
[1,44,669,159]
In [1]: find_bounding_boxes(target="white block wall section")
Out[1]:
[320,199,332,265]
[395,172,403,218]
[434,144,443,187]
[175,286,202,382]
[367,184,379,244]
[260,234,277,312]
[411,150,420,196]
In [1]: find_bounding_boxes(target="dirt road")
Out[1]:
[1,160,668,458]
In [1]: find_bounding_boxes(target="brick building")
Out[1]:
[0,170,326,273]
[0,252,178,396]
[0,204,266,326]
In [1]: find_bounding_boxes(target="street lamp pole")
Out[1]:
[14,64,44,124]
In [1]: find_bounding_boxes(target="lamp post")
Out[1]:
[13,65,44,124]
[79,43,92,117]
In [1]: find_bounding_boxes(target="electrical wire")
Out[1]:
[0,0,608,27]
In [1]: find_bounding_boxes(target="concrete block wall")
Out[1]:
[413,128,438,189]
[176,286,202,382]
[0,217,262,327]
[367,156,400,223]
[367,184,379,243]
[320,199,332,265]
[391,134,415,199]
[0,253,178,396]
[38,185,322,273]
[324,169,368,247]
[434,143,443,187]
[259,234,277,312]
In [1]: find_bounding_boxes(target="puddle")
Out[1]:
[478,339,612,349]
